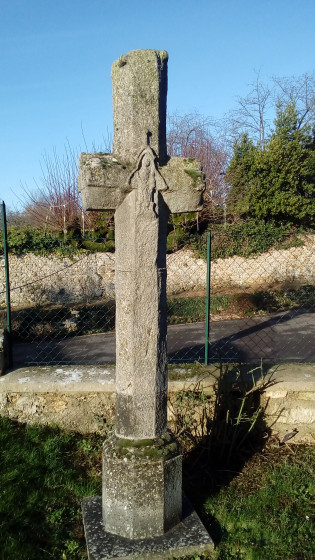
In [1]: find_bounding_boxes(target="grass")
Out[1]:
[7,300,116,342]
[169,365,315,559]
[203,443,315,560]
[168,294,230,323]
[1,364,314,560]
[0,418,103,560]
[168,284,315,324]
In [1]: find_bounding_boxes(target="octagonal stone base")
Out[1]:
[82,495,214,560]
[102,432,182,539]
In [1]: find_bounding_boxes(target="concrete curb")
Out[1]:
[0,363,314,442]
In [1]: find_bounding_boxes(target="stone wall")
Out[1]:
[0,234,314,306]
[0,364,314,443]
[167,234,315,294]
[0,252,116,307]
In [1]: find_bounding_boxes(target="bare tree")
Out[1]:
[3,209,25,227]
[20,135,113,235]
[225,72,315,150]
[21,143,81,235]
[167,112,230,221]
[226,73,272,148]
[272,72,315,129]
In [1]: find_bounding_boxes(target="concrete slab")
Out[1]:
[0,365,115,392]
[0,365,202,394]
[1,363,315,395]
[266,363,315,392]
[82,495,214,560]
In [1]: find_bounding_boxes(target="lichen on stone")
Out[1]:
[106,430,181,460]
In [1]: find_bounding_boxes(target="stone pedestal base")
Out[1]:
[102,432,182,539]
[82,495,214,560]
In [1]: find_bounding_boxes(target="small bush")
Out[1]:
[167,230,187,253]
[189,221,307,260]
[0,226,61,256]
[81,240,106,252]
[0,226,116,257]
[2,220,310,260]
[104,239,115,252]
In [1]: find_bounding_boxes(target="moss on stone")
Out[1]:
[184,168,204,182]
[116,437,155,449]
[99,158,132,170]
[137,447,164,459]
[132,438,155,448]
[109,431,180,461]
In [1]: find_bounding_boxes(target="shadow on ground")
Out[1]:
[171,364,275,547]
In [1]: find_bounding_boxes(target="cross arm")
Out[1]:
[78,152,205,213]
[160,157,204,213]
[78,153,133,210]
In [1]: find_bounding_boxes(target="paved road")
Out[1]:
[13,308,315,366]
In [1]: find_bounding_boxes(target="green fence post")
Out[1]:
[205,232,211,365]
[1,201,12,367]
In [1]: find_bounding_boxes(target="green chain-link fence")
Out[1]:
[1,203,315,367]
[206,231,315,363]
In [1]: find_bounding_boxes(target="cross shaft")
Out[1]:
[78,49,204,441]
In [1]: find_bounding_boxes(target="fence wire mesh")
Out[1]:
[206,231,315,364]
[0,227,314,367]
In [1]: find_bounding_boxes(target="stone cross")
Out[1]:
[79,50,204,443]
[79,50,211,555]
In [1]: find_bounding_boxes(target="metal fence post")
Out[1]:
[204,232,211,365]
[1,201,12,366]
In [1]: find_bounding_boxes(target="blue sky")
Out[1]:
[1,0,315,210]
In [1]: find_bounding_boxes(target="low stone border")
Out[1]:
[0,363,314,443]
[260,363,315,443]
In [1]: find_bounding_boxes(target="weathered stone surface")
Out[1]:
[0,391,116,433]
[78,154,132,211]
[0,252,116,306]
[102,432,182,539]
[115,149,168,439]
[0,365,116,432]
[78,153,204,213]
[78,49,204,216]
[261,396,315,424]
[111,49,168,165]
[161,157,204,213]
[78,51,205,444]
[83,495,214,560]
